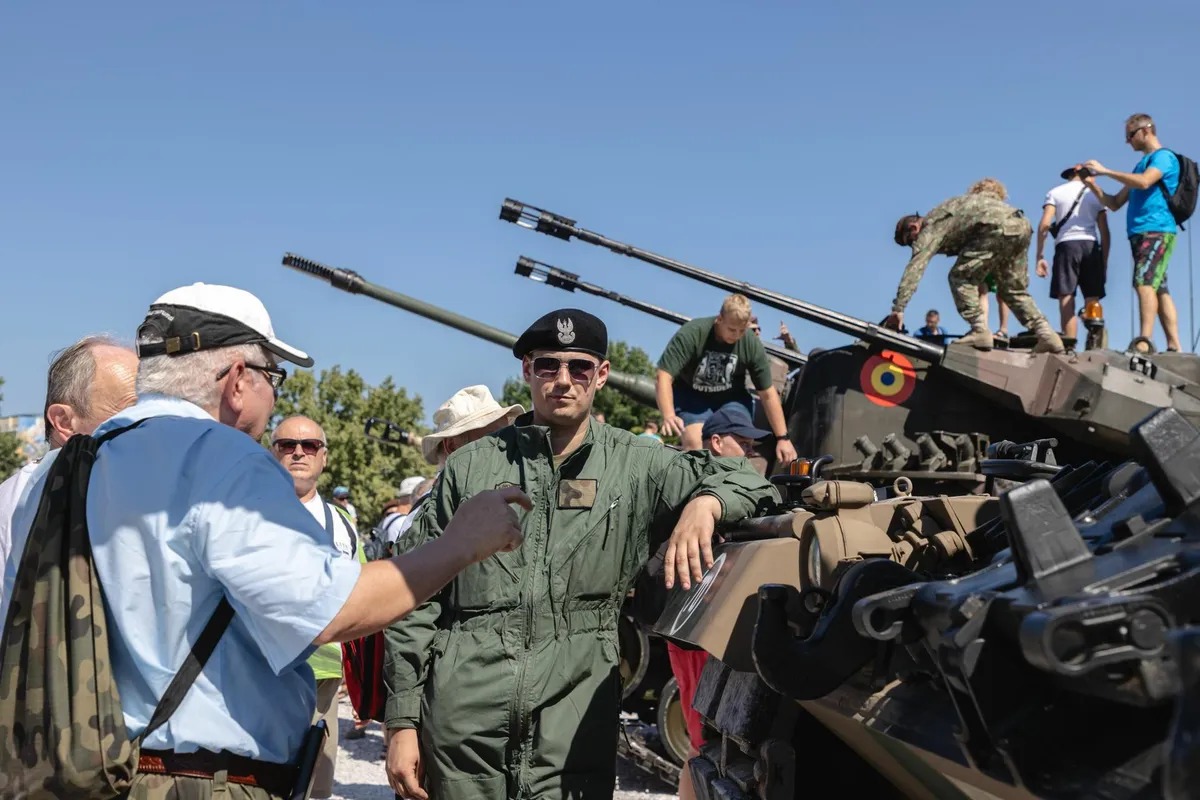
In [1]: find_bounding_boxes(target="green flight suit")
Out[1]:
[383,414,779,800]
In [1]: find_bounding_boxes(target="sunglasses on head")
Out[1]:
[272,438,325,456]
[531,356,599,383]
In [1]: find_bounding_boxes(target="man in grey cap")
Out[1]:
[383,307,780,800]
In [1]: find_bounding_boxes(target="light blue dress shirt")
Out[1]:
[1,394,362,764]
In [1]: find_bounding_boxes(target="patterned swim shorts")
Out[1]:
[1131,232,1177,292]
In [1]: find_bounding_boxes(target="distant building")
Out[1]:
[0,415,47,462]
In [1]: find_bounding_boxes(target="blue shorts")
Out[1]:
[674,383,754,426]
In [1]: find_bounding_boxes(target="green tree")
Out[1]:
[501,340,669,436]
[0,377,27,482]
[266,366,434,530]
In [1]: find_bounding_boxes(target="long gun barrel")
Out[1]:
[500,199,945,363]
[281,253,660,408]
[514,256,807,369]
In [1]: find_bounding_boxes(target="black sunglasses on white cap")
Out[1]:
[135,282,314,368]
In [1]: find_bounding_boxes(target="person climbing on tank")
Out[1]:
[885,178,1065,354]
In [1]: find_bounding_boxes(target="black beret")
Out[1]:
[512,308,608,360]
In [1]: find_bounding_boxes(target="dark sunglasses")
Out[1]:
[215,362,288,394]
[531,356,599,383]
[272,438,325,456]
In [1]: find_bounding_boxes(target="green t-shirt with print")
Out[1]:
[657,316,773,408]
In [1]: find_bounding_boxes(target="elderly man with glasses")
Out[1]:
[270,415,358,799]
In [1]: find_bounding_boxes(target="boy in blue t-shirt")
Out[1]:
[1083,113,1181,352]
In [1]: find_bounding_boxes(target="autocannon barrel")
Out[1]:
[514,256,807,369]
[500,199,945,363]
[281,253,660,408]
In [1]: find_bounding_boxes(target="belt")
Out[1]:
[138,748,295,796]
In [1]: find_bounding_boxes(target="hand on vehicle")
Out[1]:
[1036,258,1049,278]
[775,438,798,465]
[664,495,722,591]
[386,728,426,800]
[883,311,903,331]
[661,415,687,438]
[445,486,530,563]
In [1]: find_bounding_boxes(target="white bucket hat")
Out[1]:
[421,385,524,464]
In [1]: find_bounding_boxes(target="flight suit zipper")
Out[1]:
[510,458,555,797]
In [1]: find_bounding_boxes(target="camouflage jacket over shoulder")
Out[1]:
[383,412,780,800]
[892,193,1027,313]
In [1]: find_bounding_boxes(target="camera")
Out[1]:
[364,417,419,447]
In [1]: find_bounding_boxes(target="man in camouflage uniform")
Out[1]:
[885,185,1065,354]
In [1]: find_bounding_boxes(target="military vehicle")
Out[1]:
[281,251,690,780]
[645,406,1200,799]
[499,198,1200,497]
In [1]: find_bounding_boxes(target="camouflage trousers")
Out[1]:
[948,218,1048,330]
[123,773,284,799]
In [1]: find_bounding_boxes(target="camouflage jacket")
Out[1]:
[892,193,1026,313]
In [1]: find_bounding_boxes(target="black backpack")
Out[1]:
[1157,149,1199,230]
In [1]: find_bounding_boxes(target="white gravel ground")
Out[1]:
[327,696,676,799]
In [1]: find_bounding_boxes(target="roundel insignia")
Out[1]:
[860,350,916,407]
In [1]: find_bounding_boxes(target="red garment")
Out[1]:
[666,641,709,751]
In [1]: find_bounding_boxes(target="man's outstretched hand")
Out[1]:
[443,486,531,564]
[883,311,903,331]
[664,495,723,591]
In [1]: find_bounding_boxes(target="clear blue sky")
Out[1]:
[3,1,1199,424]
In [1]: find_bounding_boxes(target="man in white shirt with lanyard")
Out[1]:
[271,415,357,799]
[1035,164,1110,342]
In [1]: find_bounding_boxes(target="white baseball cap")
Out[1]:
[135,282,313,367]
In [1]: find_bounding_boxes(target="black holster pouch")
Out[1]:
[289,721,328,800]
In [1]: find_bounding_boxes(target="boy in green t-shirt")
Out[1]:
[655,293,798,464]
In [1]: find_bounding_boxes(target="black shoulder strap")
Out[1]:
[90,417,236,744]
[1053,184,1090,236]
[324,501,358,558]
[139,597,234,742]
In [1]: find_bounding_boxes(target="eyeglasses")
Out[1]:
[272,438,325,456]
[531,356,599,383]
[1126,125,1149,143]
[215,362,288,394]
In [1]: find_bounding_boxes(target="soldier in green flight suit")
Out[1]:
[383,308,780,800]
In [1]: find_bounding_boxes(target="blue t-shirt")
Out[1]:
[1127,149,1180,235]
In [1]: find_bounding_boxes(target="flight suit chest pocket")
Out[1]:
[453,492,524,610]
[560,495,626,600]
